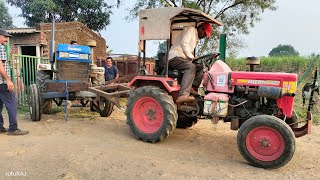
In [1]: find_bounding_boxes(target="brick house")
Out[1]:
[6,21,107,62]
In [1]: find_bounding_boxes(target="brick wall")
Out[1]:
[38,22,107,61]
[9,33,41,54]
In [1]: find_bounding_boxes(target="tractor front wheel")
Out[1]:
[237,115,295,169]
[126,86,178,143]
[29,84,41,121]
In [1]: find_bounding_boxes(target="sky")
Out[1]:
[6,0,320,58]
[241,0,320,57]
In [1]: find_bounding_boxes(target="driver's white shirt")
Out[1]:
[168,26,199,61]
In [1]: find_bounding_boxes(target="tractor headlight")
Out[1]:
[59,52,69,58]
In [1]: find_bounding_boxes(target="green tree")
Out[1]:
[0,0,13,28]
[269,44,299,57]
[157,41,167,54]
[124,0,277,56]
[7,0,113,31]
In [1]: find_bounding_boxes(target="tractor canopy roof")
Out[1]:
[139,7,223,40]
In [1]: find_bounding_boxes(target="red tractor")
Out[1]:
[125,7,312,169]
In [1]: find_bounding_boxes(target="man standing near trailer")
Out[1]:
[104,57,119,81]
[0,28,29,135]
[168,23,212,103]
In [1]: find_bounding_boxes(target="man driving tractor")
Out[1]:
[168,22,212,103]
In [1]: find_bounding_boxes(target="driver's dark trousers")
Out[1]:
[168,57,203,97]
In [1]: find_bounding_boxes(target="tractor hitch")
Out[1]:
[291,111,312,138]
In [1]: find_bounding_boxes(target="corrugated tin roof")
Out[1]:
[171,8,223,26]
[140,7,223,26]
[139,7,223,40]
[6,28,38,34]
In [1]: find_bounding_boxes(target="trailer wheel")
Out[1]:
[237,115,295,169]
[97,97,114,117]
[36,70,52,114]
[29,84,41,121]
[176,113,198,129]
[126,86,178,143]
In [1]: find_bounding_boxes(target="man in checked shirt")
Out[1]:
[0,28,29,135]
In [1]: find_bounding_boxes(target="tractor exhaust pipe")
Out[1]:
[256,86,282,99]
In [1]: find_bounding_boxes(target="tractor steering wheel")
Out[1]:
[193,52,220,71]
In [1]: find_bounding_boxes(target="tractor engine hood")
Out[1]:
[231,71,298,97]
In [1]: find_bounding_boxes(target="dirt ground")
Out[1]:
[1,107,320,180]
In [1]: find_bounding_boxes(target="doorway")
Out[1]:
[21,46,36,56]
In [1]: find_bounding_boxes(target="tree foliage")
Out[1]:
[269,44,299,57]
[6,0,113,31]
[0,0,13,28]
[157,41,167,54]
[125,0,277,56]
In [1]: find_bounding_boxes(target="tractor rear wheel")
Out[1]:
[237,115,295,169]
[126,86,178,143]
[97,97,114,117]
[36,70,52,114]
[29,84,41,121]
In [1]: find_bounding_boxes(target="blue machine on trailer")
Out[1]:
[40,44,93,99]
[29,44,114,121]
[56,44,91,63]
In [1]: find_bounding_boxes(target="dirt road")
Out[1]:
[1,108,320,180]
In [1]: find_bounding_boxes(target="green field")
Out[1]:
[226,56,318,75]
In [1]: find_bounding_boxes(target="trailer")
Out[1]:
[29,44,131,121]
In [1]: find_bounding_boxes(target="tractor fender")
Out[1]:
[128,76,179,93]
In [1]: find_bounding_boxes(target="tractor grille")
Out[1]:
[56,61,90,82]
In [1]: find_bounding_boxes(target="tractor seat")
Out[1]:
[167,69,184,78]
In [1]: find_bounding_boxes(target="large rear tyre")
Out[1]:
[237,115,295,169]
[97,97,114,117]
[126,86,178,143]
[36,70,52,114]
[29,84,41,121]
